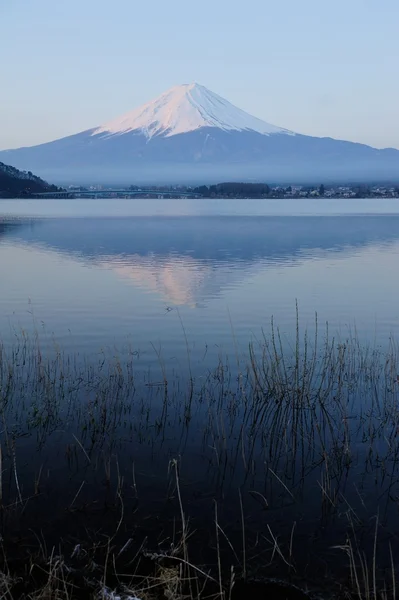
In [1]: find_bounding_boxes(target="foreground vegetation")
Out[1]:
[0,318,399,598]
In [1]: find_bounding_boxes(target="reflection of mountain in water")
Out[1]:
[103,256,242,307]
[3,215,399,306]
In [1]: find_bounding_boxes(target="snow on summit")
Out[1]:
[92,83,293,139]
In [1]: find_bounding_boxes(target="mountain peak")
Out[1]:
[91,83,293,139]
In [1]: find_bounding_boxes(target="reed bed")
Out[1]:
[0,317,398,598]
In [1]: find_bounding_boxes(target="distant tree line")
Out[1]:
[193,182,270,198]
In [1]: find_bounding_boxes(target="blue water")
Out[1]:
[1,198,398,366]
[1,197,399,581]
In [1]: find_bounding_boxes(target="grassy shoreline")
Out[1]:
[0,320,398,598]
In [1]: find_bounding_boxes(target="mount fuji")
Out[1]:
[2,83,399,184]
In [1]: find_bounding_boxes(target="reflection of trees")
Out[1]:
[0,221,24,239]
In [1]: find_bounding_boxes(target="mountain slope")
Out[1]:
[1,83,399,184]
[0,162,59,197]
[92,83,293,139]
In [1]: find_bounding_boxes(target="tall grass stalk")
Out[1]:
[0,319,398,597]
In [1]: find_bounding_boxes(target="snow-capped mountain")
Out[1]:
[92,83,293,139]
[1,83,399,184]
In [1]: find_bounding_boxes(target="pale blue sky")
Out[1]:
[1,0,398,150]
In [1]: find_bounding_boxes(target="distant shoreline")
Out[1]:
[18,180,399,200]
[2,193,398,200]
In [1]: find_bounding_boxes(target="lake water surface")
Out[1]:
[1,198,399,592]
[1,198,399,361]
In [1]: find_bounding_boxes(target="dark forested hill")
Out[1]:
[0,162,60,197]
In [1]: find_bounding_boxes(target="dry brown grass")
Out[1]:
[0,318,399,599]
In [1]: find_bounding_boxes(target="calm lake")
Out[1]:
[1,197,399,593]
[1,198,399,360]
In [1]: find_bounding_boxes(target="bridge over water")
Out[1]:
[32,190,200,199]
